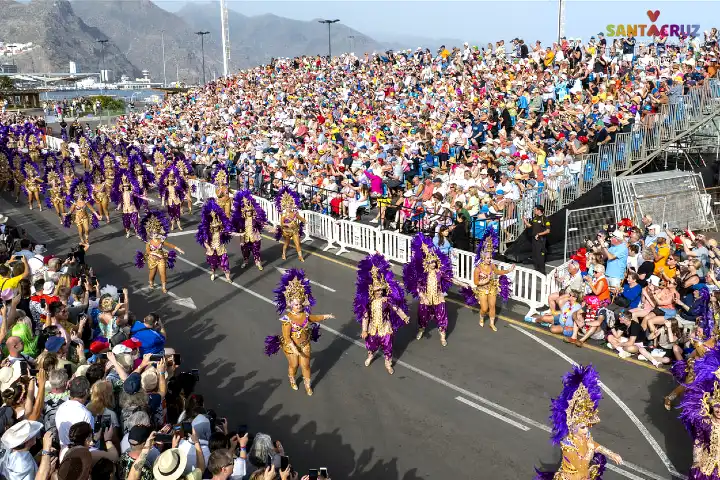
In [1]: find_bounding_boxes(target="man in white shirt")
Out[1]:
[55,377,93,448]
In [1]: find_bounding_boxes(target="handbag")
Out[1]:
[613,295,631,308]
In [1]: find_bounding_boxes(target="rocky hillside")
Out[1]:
[0,0,138,77]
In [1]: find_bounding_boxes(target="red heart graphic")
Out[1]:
[647,10,660,22]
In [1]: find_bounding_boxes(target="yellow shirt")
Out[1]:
[0,273,24,291]
[653,244,670,275]
[662,264,678,279]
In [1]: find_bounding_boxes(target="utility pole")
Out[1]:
[348,35,355,53]
[318,19,340,59]
[220,0,230,78]
[557,0,566,44]
[161,30,167,87]
[97,39,108,82]
[195,31,210,85]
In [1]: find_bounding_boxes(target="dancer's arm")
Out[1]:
[595,444,622,464]
[162,241,185,254]
[493,264,516,275]
[86,204,101,218]
[309,313,334,322]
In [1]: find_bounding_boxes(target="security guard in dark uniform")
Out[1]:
[523,205,550,273]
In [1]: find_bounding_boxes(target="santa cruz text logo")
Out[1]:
[606,10,700,38]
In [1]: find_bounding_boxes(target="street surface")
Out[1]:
[1,196,690,480]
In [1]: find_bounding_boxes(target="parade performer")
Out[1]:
[63,174,101,245]
[679,347,720,480]
[11,154,22,203]
[535,364,622,479]
[158,165,187,231]
[211,164,232,217]
[91,168,111,224]
[666,322,717,411]
[231,190,267,271]
[264,269,335,396]
[196,198,233,282]
[274,186,306,261]
[0,147,12,192]
[403,233,454,346]
[78,136,90,170]
[59,141,72,162]
[42,151,59,175]
[134,210,185,294]
[130,155,155,193]
[173,153,194,215]
[354,253,409,374]
[460,227,514,331]
[20,156,43,211]
[43,170,66,222]
[111,169,147,238]
[60,158,75,193]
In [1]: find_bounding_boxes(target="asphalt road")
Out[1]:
[0,195,690,480]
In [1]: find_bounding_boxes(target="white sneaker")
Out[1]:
[606,343,614,349]
[637,355,648,362]
[618,350,632,359]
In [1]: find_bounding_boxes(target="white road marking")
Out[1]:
[171,255,670,480]
[135,286,197,310]
[455,397,530,431]
[274,267,336,292]
[167,229,198,237]
[509,324,684,480]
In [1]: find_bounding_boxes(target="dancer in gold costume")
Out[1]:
[43,171,66,222]
[20,158,43,211]
[91,168,111,224]
[273,186,306,262]
[134,210,185,294]
[196,198,233,282]
[63,175,101,245]
[211,164,232,218]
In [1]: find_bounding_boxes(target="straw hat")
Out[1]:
[1,420,42,449]
[153,448,189,480]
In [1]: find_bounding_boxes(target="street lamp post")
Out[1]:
[318,19,340,59]
[97,39,108,82]
[348,35,355,53]
[195,31,210,85]
[161,30,167,87]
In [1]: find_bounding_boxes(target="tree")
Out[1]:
[0,76,15,91]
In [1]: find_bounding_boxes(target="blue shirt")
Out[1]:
[606,243,628,280]
[130,321,166,355]
[621,283,643,309]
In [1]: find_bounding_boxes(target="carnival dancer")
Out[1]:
[196,198,233,282]
[78,136,90,170]
[264,269,335,396]
[211,164,232,218]
[43,170,66,222]
[666,323,717,411]
[130,155,155,193]
[274,186,306,262]
[679,347,720,480]
[91,168,111,224]
[20,156,43,211]
[11,153,22,203]
[42,151,59,176]
[152,149,168,198]
[0,147,12,192]
[354,253,409,374]
[158,165,187,231]
[460,227,514,331]
[111,169,147,238]
[534,364,623,479]
[63,174,101,245]
[402,233,454,346]
[231,190,267,271]
[134,209,185,294]
[173,153,194,215]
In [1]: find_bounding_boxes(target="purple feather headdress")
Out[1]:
[354,253,408,332]
[548,364,602,445]
[231,189,267,234]
[274,186,301,212]
[210,164,229,186]
[129,155,155,186]
[172,152,193,175]
[99,151,116,171]
[690,287,714,339]
[65,173,94,208]
[402,233,453,298]
[273,268,316,315]
[137,209,170,243]
[474,227,499,265]
[110,168,145,209]
[196,198,233,247]
[158,164,187,201]
[678,347,720,446]
[42,151,60,174]
[19,155,39,180]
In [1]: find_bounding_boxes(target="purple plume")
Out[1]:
[134,251,146,269]
[44,195,53,210]
[196,198,233,247]
[62,213,71,228]
[167,249,177,269]
[158,164,187,203]
[210,164,229,185]
[402,233,453,298]
[264,335,281,356]
[474,226,499,265]
[499,274,512,303]
[91,214,99,229]
[110,168,144,209]
[548,364,602,445]
[354,253,408,331]
[231,190,267,233]
[460,286,479,307]
[65,174,94,209]
[311,323,321,342]
[671,360,689,384]
[273,268,315,315]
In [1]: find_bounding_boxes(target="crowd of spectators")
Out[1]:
[51,29,717,254]
[532,214,720,369]
[0,219,322,480]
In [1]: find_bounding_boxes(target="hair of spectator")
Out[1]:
[68,376,91,400]
[124,411,151,432]
[48,300,64,318]
[90,457,116,480]
[85,364,106,388]
[48,368,68,389]
[68,421,93,447]
[248,433,274,467]
[208,432,229,452]
[208,448,234,475]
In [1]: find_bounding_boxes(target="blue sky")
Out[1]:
[158,0,718,46]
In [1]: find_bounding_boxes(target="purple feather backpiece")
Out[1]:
[110,168,144,210]
[62,213,72,228]
[402,233,453,298]
[548,364,602,445]
[91,214,99,229]
[273,186,304,239]
[134,251,146,269]
[264,335,281,356]
[310,323,321,342]
[273,268,316,315]
[460,286,479,307]
[671,360,689,384]
[474,226,500,265]
[158,164,187,202]
[231,190,267,234]
[353,253,408,331]
[65,173,94,209]
[137,210,170,243]
[210,164,229,185]
[499,274,512,303]
[679,349,720,449]
[196,198,233,247]
[166,249,177,270]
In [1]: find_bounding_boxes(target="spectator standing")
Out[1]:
[523,205,551,273]
[55,377,93,448]
[602,230,628,289]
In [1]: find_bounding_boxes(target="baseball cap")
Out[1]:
[45,336,66,353]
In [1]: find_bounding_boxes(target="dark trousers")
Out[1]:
[531,237,546,274]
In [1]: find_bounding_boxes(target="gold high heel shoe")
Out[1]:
[415,328,425,340]
[384,359,394,375]
[288,375,298,391]
[440,331,447,347]
[304,378,313,396]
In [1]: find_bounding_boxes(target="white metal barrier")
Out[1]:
[380,230,411,264]
[335,220,381,256]
[302,211,338,252]
[45,136,63,151]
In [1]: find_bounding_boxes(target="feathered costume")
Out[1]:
[460,227,512,305]
[111,168,146,235]
[211,164,232,217]
[274,186,305,240]
[402,233,453,344]
[158,164,187,224]
[0,146,13,188]
[354,253,409,371]
[19,156,41,201]
[63,174,100,243]
[129,154,155,192]
[535,364,620,480]
[231,190,266,269]
[264,268,332,396]
[196,198,233,276]
[134,210,181,293]
[679,347,720,480]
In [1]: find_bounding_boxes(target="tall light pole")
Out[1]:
[219,0,230,78]
[161,30,167,87]
[318,19,340,59]
[348,35,355,53]
[97,39,108,82]
[195,31,210,85]
[557,0,566,44]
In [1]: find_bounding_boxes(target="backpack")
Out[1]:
[43,398,65,436]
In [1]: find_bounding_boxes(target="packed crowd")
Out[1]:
[48,29,715,253]
[0,219,324,479]
[531,215,720,376]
